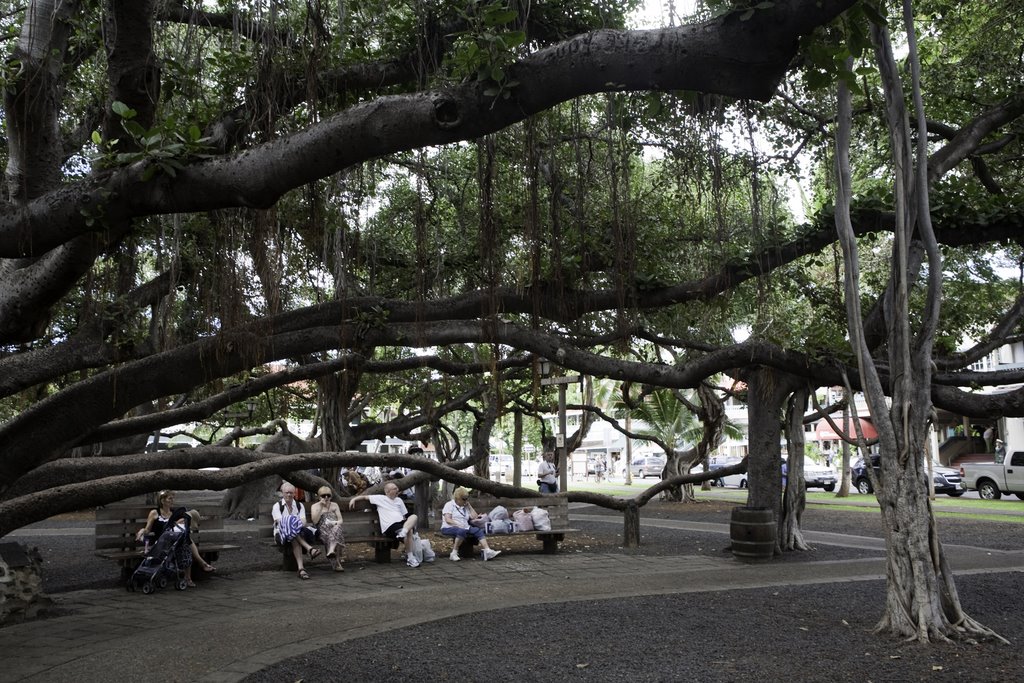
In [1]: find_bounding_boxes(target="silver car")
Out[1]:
[624,456,666,479]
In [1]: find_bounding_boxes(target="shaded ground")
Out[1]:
[15,497,1024,681]
[245,573,1024,683]
[237,499,1023,682]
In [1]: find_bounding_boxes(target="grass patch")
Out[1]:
[934,511,1024,523]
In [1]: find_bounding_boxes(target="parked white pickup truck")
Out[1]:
[959,451,1024,500]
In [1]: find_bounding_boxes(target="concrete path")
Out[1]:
[2,513,1023,683]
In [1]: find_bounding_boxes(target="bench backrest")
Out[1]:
[95,504,228,551]
[455,494,571,530]
[337,497,390,540]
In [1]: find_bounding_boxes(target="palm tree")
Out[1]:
[616,383,742,500]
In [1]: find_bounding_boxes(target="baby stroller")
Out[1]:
[128,507,191,594]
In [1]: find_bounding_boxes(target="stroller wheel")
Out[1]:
[176,579,188,591]
[157,577,168,589]
[142,582,154,595]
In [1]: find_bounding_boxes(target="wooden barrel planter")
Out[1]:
[729,507,776,562]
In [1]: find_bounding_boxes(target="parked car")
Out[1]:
[710,456,747,488]
[959,451,1024,499]
[799,457,838,492]
[853,456,964,497]
[487,453,538,480]
[622,456,666,479]
[712,470,748,488]
[489,453,513,480]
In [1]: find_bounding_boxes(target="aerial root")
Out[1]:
[953,614,1010,645]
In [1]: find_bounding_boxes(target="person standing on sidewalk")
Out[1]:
[349,482,420,567]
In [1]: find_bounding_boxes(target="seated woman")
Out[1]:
[440,487,501,562]
[135,490,214,587]
[311,486,346,572]
[272,482,320,579]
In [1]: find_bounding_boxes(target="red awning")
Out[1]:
[815,418,878,441]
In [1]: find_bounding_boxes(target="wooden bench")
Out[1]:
[440,494,575,556]
[259,500,400,566]
[95,503,239,580]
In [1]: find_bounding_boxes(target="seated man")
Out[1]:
[348,482,420,567]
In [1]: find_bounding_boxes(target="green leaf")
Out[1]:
[862,2,887,27]
[91,130,102,145]
[483,9,518,27]
[122,120,146,138]
[739,8,755,21]
[111,101,136,119]
[491,66,505,82]
[501,30,526,48]
[188,125,202,142]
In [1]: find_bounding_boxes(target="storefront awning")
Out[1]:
[815,418,878,441]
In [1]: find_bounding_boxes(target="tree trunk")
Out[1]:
[832,20,1004,643]
[512,410,523,488]
[780,386,811,551]
[743,366,798,551]
[622,500,640,548]
[836,400,852,497]
[624,412,634,485]
[318,366,364,492]
[221,429,321,519]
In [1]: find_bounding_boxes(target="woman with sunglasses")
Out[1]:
[311,486,346,572]
[135,490,214,586]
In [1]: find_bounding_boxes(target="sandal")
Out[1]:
[309,548,321,560]
[298,569,310,580]
[334,563,345,573]
[326,550,336,559]
[202,563,216,572]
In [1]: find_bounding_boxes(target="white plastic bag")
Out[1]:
[513,508,534,531]
[489,505,509,521]
[420,537,435,562]
[409,532,424,564]
[530,506,551,531]
[486,519,511,534]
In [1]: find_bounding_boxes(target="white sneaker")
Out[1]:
[406,556,420,568]
[395,528,408,540]
[482,549,501,561]
[449,550,461,562]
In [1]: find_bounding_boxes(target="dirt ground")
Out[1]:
[19,497,1023,681]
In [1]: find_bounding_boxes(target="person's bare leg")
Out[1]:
[402,515,418,554]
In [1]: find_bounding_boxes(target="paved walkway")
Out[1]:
[2,512,1023,682]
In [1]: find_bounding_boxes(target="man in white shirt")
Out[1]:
[537,451,558,493]
[349,482,420,567]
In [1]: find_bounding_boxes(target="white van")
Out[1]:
[488,454,538,480]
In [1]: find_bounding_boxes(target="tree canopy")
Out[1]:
[2,0,1024,545]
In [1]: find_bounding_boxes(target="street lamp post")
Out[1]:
[539,359,580,493]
